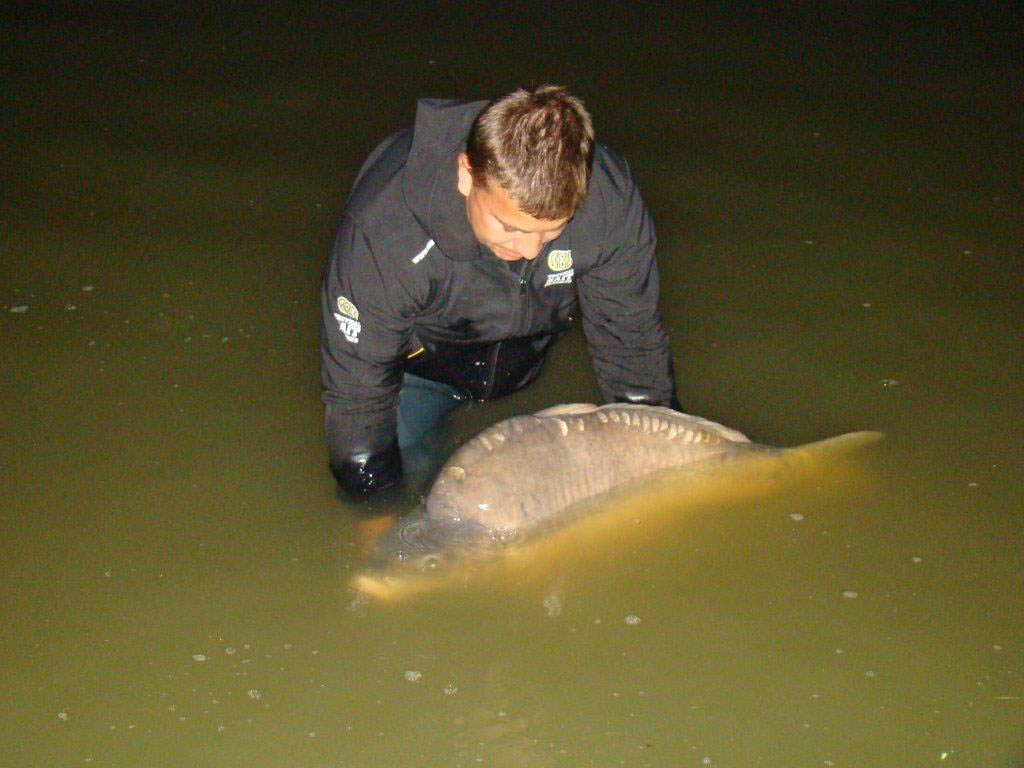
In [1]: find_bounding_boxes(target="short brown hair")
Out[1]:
[465,85,595,220]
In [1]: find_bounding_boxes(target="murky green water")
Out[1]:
[2,5,1020,767]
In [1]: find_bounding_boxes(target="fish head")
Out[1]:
[352,511,500,601]
[362,515,453,572]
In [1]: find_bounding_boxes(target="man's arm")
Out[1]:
[575,151,679,409]
[321,214,411,495]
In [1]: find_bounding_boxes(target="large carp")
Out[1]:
[353,403,882,601]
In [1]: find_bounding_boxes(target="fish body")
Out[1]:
[423,403,755,537]
[354,403,882,600]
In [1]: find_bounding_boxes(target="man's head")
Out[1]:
[457,85,594,261]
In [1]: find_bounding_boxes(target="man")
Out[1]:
[322,85,679,496]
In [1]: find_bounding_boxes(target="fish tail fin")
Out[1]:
[719,430,884,495]
[777,430,885,474]
[795,430,885,457]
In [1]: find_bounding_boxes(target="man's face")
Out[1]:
[457,154,569,262]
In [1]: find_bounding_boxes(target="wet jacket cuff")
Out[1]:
[330,440,403,497]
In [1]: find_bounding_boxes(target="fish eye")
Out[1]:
[420,554,443,571]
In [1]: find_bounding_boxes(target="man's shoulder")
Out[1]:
[567,142,642,237]
[589,141,639,202]
[341,132,427,259]
[345,129,413,221]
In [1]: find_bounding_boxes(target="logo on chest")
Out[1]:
[333,295,362,343]
[544,249,574,288]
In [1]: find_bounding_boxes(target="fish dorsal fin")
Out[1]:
[533,403,752,444]
[596,404,753,444]
[672,412,752,443]
[533,403,600,417]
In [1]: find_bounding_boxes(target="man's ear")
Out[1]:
[456,153,473,198]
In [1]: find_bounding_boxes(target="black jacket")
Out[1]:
[322,99,677,493]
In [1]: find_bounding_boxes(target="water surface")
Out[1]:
[1,4,1020,766]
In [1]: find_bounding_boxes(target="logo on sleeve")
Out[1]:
[333,296,362,344]
[544,249,574,287]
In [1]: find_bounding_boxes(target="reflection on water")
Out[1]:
[1,4,1021,767]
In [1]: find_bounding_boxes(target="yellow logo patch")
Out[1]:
[336,296,359,319]
[547,249,573,272]
[333,295,362,343]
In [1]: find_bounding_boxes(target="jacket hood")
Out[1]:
[403,98,487,262]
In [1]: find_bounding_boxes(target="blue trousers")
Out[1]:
[396,373,467,477]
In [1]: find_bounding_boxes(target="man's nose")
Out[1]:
[515,234,545,260]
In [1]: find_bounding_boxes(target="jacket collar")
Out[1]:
[403,98,487,262]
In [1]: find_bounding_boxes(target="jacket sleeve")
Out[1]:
[575,156,679,409]
[321,214,412,494]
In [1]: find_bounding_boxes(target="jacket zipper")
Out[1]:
[482,254,542,399]
[516,257,538,333]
